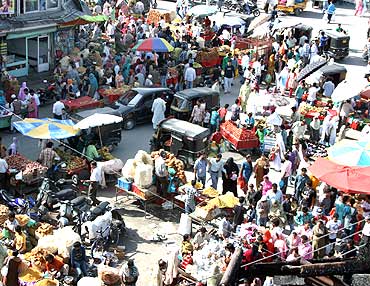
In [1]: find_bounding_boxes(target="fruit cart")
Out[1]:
[54,148,88,178]
[299,103,337,125]
[220,120,260,153]
[98,86,130,105]
[6,154,47,185]
[62,96,104,113]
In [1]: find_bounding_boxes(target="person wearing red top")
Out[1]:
[218,104,229,123]
[45,254,69,278]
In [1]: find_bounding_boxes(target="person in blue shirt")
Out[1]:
[244,112,255,130]
[319,31,328,55]
[70,241,87,278]
[326,1,336,24]
[240,154,253,188]
[193,153,208,187]
[210,107,220,134]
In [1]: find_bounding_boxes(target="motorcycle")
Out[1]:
[38,79,57,105]
[0,189,35,215]
[237,0,260,16]
[36,178,78,213]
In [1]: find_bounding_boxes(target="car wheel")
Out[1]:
[294,8,302,16]
[253,9,260,17]
[123,118,136,130]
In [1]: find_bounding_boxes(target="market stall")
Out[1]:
[220,120,260,152]
[62,96,104,113]
[299,103,337,125]
[98,86,130,104]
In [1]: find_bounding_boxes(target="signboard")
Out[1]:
[0,0,15,14]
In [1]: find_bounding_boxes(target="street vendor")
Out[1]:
[85,141,102,162]
[45,254,69,278]
[180,180,198,214]
[85,161,101,206]
[3,212,18,240]
[13,225,27,254]
[38,141,59,178]
[154,151,169,196]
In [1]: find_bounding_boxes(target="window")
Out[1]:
[25,0,38,12]
[46,0,58,9]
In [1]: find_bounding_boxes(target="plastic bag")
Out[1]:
[178,214,192,235]
[121,159,136,179]
[237,176,246,190]
[134,163,153,188]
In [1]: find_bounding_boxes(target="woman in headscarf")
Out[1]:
[88,73,98,99]
[27,96,38,118]
[222,157,239,197]
[8,137,18,156]
[18,82,28,101]
[122,57,132,84]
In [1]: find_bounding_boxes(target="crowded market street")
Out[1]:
[0,0,370,285]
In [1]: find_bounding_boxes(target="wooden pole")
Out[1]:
[219,248,243,286]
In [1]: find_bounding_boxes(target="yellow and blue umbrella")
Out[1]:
[13,118,79,139]
[328,140,370,167]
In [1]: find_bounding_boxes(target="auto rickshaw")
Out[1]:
[69,107,122,150]
[150,118,210,168]
[276,0,308,15]
[319,63,347,86]
[322,29,350,60]
[170,87,220,121]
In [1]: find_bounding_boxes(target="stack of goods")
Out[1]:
[195,48,219,67]
[299,103,327,119]
[24,247,51,271]
[150,151,186,183]
[35,279,58,286]
[0,204,9,225]
[220,121,260,150]
[98,265,120,286]
[99,147,115,161]
[6,154,47,184]
[99,86,130,103]
[16,214,30,227]
[306,142,328,159]
[35,223,53,238]
[55,149,87,173]
[202,186,219,198]
[121,150,154,188]
[218,45,231,56]
[19,267,43,285]
[147,9,175,24]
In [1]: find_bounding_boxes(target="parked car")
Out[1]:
[112,87,174,130]
[170,87,220,120]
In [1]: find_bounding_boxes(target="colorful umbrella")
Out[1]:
[328,140,370,167]
[309,157,370,194]
[187,5,218,18]
[134,38,174,53]
[13,118,79,139]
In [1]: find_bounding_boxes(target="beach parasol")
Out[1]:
[187,5,218,18]
[331,80,363,102]
[134,38,174,53]
[309,157,370,194]
[296,60,327,82]
[328,139,370,167]
[13,118,79,139]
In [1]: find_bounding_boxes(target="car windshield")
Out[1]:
[171,95,191,111]
[119,90,142,106]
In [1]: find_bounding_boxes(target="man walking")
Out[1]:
[52,96,65,119]
[86,161,101,205]
[223,60,235,94]
[194,153,208,187]
[184,63,196,89]
[208,154,223,189]
[151,94,166,129]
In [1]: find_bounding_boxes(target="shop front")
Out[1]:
[5,26,56,77]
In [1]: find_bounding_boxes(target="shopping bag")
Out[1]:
[178,213,192,235]
[237,176,246,190]
[322,12,328,21]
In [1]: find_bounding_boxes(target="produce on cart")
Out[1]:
[98,86,130,104]
[150,150,187,184]
[6,154,47,184]
[220,120,260,151]
[55,148,87,175]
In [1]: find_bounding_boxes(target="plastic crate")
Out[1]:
[117,177,132,191]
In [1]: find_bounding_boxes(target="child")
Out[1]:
[203,109,210,128]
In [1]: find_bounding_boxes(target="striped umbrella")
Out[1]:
[328,140,370,167]
[134,38,174,53]
[13,118,79,139]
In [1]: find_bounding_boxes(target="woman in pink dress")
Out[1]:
[261,175,273,195]
[27,97,38,118]
[355,0,363,16]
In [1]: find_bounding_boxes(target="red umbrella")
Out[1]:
[360,87,370,100]
[309,158,370,194]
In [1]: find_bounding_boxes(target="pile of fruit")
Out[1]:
[196,48,219,67]
[99,146,115,161]
[151,151,187,183]
[19,267,43,282]
[220,121,260,150]
[55,149,86,172]
[7,154,47,174]
[35,223,53,238]
[99,86,130,97]
[0,204,9,225]
[24,247,51,271]
[299,103,326,117]
[202,187,219,198]
[16,214,30,227]
[147,9,174,24]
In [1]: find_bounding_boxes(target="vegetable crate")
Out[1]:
[220,121,260,151]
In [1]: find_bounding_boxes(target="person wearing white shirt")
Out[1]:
[0,156,8,189]
[184,63,196,89]
[191,23,201,38]
[87,161,101,205]
[299,34,308,47]
[307,83,320,105]
[252,60,262,82]
[222,29,231,41]
[241,52,250,72]
[106,20,115,38]
[361,216,370,244]
[322,78,335,97]
[52,96,65,120]
[280,154,292,193]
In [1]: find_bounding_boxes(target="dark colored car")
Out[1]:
[170,87,220,121]
[112,87,174,130]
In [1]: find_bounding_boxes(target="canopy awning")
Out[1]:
[60,15,108,27]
